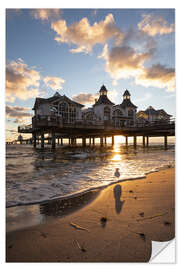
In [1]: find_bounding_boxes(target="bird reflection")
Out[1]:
[113,185,125,214]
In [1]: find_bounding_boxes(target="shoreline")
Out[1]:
[6,162,174,209]
[6,167,175,262]
[6,165,173,233]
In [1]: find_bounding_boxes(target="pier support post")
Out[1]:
[41,133,44,149]
[92,137,95,146]
[69,138,71,145]
[100,136,103,147]
[89,137,91,146]
[146,136,149,147]
[58,138,60,145]
[82,137,86,147]
[133,136,137,148]
[61,138,63,146]
[104,136,107,145]
[125,136,128,146]
[143,136,145,147]
[112,135,114,146]
[33,133,36,148]
[164,135,168,150]
[52,132,56,149]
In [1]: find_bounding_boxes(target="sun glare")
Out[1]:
[112,154,122,161]
[115,136,125,144]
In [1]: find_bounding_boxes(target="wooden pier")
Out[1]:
[17,116,175,150]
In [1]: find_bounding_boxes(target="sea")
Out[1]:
[6,137,175,231]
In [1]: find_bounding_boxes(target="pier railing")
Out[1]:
[18,116,175,133]
[135,118,175,128]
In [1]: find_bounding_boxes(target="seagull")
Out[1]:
[114,168,120,178]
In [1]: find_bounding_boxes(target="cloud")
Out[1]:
[6,105,33,125]
[51,13,123,53]
[136,64,175,92]
[72,92,99,105]
[6,59,41,102]
[31,9,61,21]
[6,105,32,118]
[138,14,174,36]
[72,89,117,105]
[44,76,65,90]
[6,128,18,134]
[122,26,157,51]
[99,44,174,92]
[99,44,153,81]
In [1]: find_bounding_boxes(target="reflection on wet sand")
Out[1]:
[113,185,125,214]
[40,189,100,219]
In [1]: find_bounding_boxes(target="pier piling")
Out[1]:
[143,136,145,147]
[125,136,128,146]
[146,136,149,147]
[112,135,114,146]
[33,133,36,148]
[82,137,86,147]
[134,136,137,148]
[164,135,168,149]
[92,137,95,146]
[52,132,56,149]
[41,133,44,149]
[100,136,103,147]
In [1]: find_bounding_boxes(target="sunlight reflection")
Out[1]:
[112,154,122,161]
[113,143,120,152]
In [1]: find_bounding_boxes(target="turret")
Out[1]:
[99,85,108,96]
[123,89,131,100]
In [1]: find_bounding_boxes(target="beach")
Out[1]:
[6,167,175,262]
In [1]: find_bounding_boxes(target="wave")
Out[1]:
[6,163,174,209]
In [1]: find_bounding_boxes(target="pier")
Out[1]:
[17,116,175,150]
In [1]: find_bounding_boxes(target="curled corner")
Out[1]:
[150,239,175,263]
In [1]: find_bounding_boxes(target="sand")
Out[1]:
[6,168,175,262]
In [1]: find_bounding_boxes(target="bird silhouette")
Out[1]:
[114,168,120,178]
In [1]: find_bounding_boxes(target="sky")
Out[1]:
[6,8,175,141]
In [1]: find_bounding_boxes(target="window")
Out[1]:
[128,109,134,117]
[113,109,123,117]
[104,106,110,120]
[58,102,76,123]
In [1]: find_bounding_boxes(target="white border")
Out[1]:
[1,0,179,268]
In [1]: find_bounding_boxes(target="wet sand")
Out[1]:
[6,168,175,262]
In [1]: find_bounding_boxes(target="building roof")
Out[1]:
[32,93,84,109]
[99,85,107,92]
[119,99,137,109]
[93,95,115,106]
[138,107,172,117]
[156,109,172,117]
[123,89,131,96]
[144,106,157,115]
